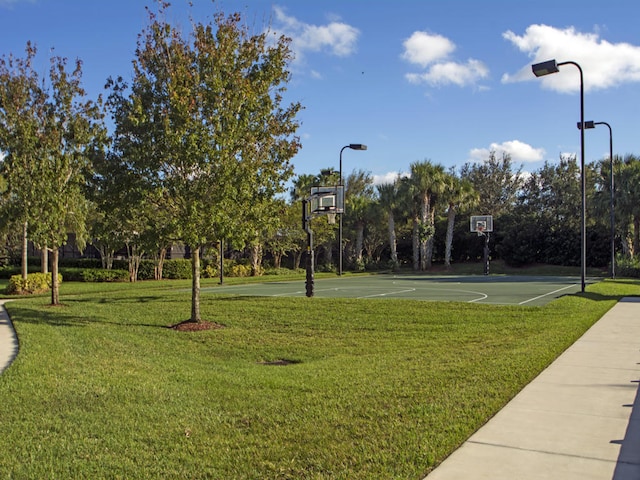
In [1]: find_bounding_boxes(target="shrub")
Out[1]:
[228,263,251,277]
[58,268,130,283]
[162,259,192,279]
[616,255,640,278]
[6,272,62,295]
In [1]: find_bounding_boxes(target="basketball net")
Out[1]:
[327,213,336,224]
[477,226,485,236]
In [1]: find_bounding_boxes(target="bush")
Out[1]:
[228,263,251,277]
[59,268,129,282]
[616,255,640,278]
[6,272,62,295]
[162,259,192,279]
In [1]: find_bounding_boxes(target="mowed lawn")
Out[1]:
[0,278,638,479]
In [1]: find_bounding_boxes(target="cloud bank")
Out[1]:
[502,24,640,93]
[469,140,545,163]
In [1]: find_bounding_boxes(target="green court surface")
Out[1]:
[203,274,596,306]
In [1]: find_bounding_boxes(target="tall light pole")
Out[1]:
[579,120,615,279]
[338,143,367,276]
[532,59,586,292]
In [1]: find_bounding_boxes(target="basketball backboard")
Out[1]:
[470,215,493,233]
[310,185,345,214]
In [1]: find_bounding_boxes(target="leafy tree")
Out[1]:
[0,43,47,279]
[264,201,304,269]
[110,5,301,322]
[460,151,523,217]
[0,44,104,304]
[518,155,580,229]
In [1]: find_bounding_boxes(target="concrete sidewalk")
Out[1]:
[424,297,640,480]
[0,300,18,375]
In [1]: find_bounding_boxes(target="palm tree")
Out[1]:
[615,155,640,258]
[442,175,478,268]
[409,160,447,270]
[344,170,375,270]
[376,180,401,269]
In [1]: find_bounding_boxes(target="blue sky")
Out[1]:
[2,0,640,185]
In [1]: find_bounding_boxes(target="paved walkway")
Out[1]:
[0,300,18,375]
[1,298,639,479]
[424,297,640,480]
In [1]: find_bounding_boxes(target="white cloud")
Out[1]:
[401,31,488,88]
[401,32,455,68]
[469,140,545,163]
[406,59,489,87]
[273,7,360,63]
[372,171,408,186]
[502,24,640,93]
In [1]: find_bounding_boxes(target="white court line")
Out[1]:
[357,288,416,299]
[518,284,577,305]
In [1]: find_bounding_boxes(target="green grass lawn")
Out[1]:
[0,277,638,479]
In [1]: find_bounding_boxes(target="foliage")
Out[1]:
[107,4,301,321]
[6,272,61,294]
[59,268,129,282]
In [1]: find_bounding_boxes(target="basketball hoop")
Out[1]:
[327,213,336,224]
[476,225,485,236]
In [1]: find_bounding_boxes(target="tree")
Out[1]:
[615,155,640,257]
[409,160,447,270]
[111,5,301,322]
[0,43,48,280]
[343,169,375,269]
[376,180,402,269]
[460,151,523,217]
[0,44,104,304]
[442,174,478,268]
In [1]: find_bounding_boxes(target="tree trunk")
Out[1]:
[190,246,201,323]
[387,213,398,269]
[412,217,420,271]
[420,196,430,271]
[273,252,282,269]
[250,242,262,276]
[51,247,60,306]
[355,222,365,263]
[293,251,302,270]
[634,216,640,257]
[444,207,456,268]
[154,247,167,280]
[41,245,48,274]
[21,221,28,280]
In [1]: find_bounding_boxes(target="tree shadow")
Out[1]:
[612,379,640,479]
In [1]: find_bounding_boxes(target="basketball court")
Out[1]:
[201,274,594,307]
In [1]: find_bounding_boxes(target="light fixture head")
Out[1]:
[532,59,559,77]
[349,144,367,151]
[577,121,595,130]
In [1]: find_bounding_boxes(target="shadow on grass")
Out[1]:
[6,304,168,329]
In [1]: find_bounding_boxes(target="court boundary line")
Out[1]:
[518,284,578,305]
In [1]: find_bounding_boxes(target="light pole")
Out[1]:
[338,143,367,276]
[532,59,586,292]
[579,120,615,278]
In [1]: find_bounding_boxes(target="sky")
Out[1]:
[2,0,640,186]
